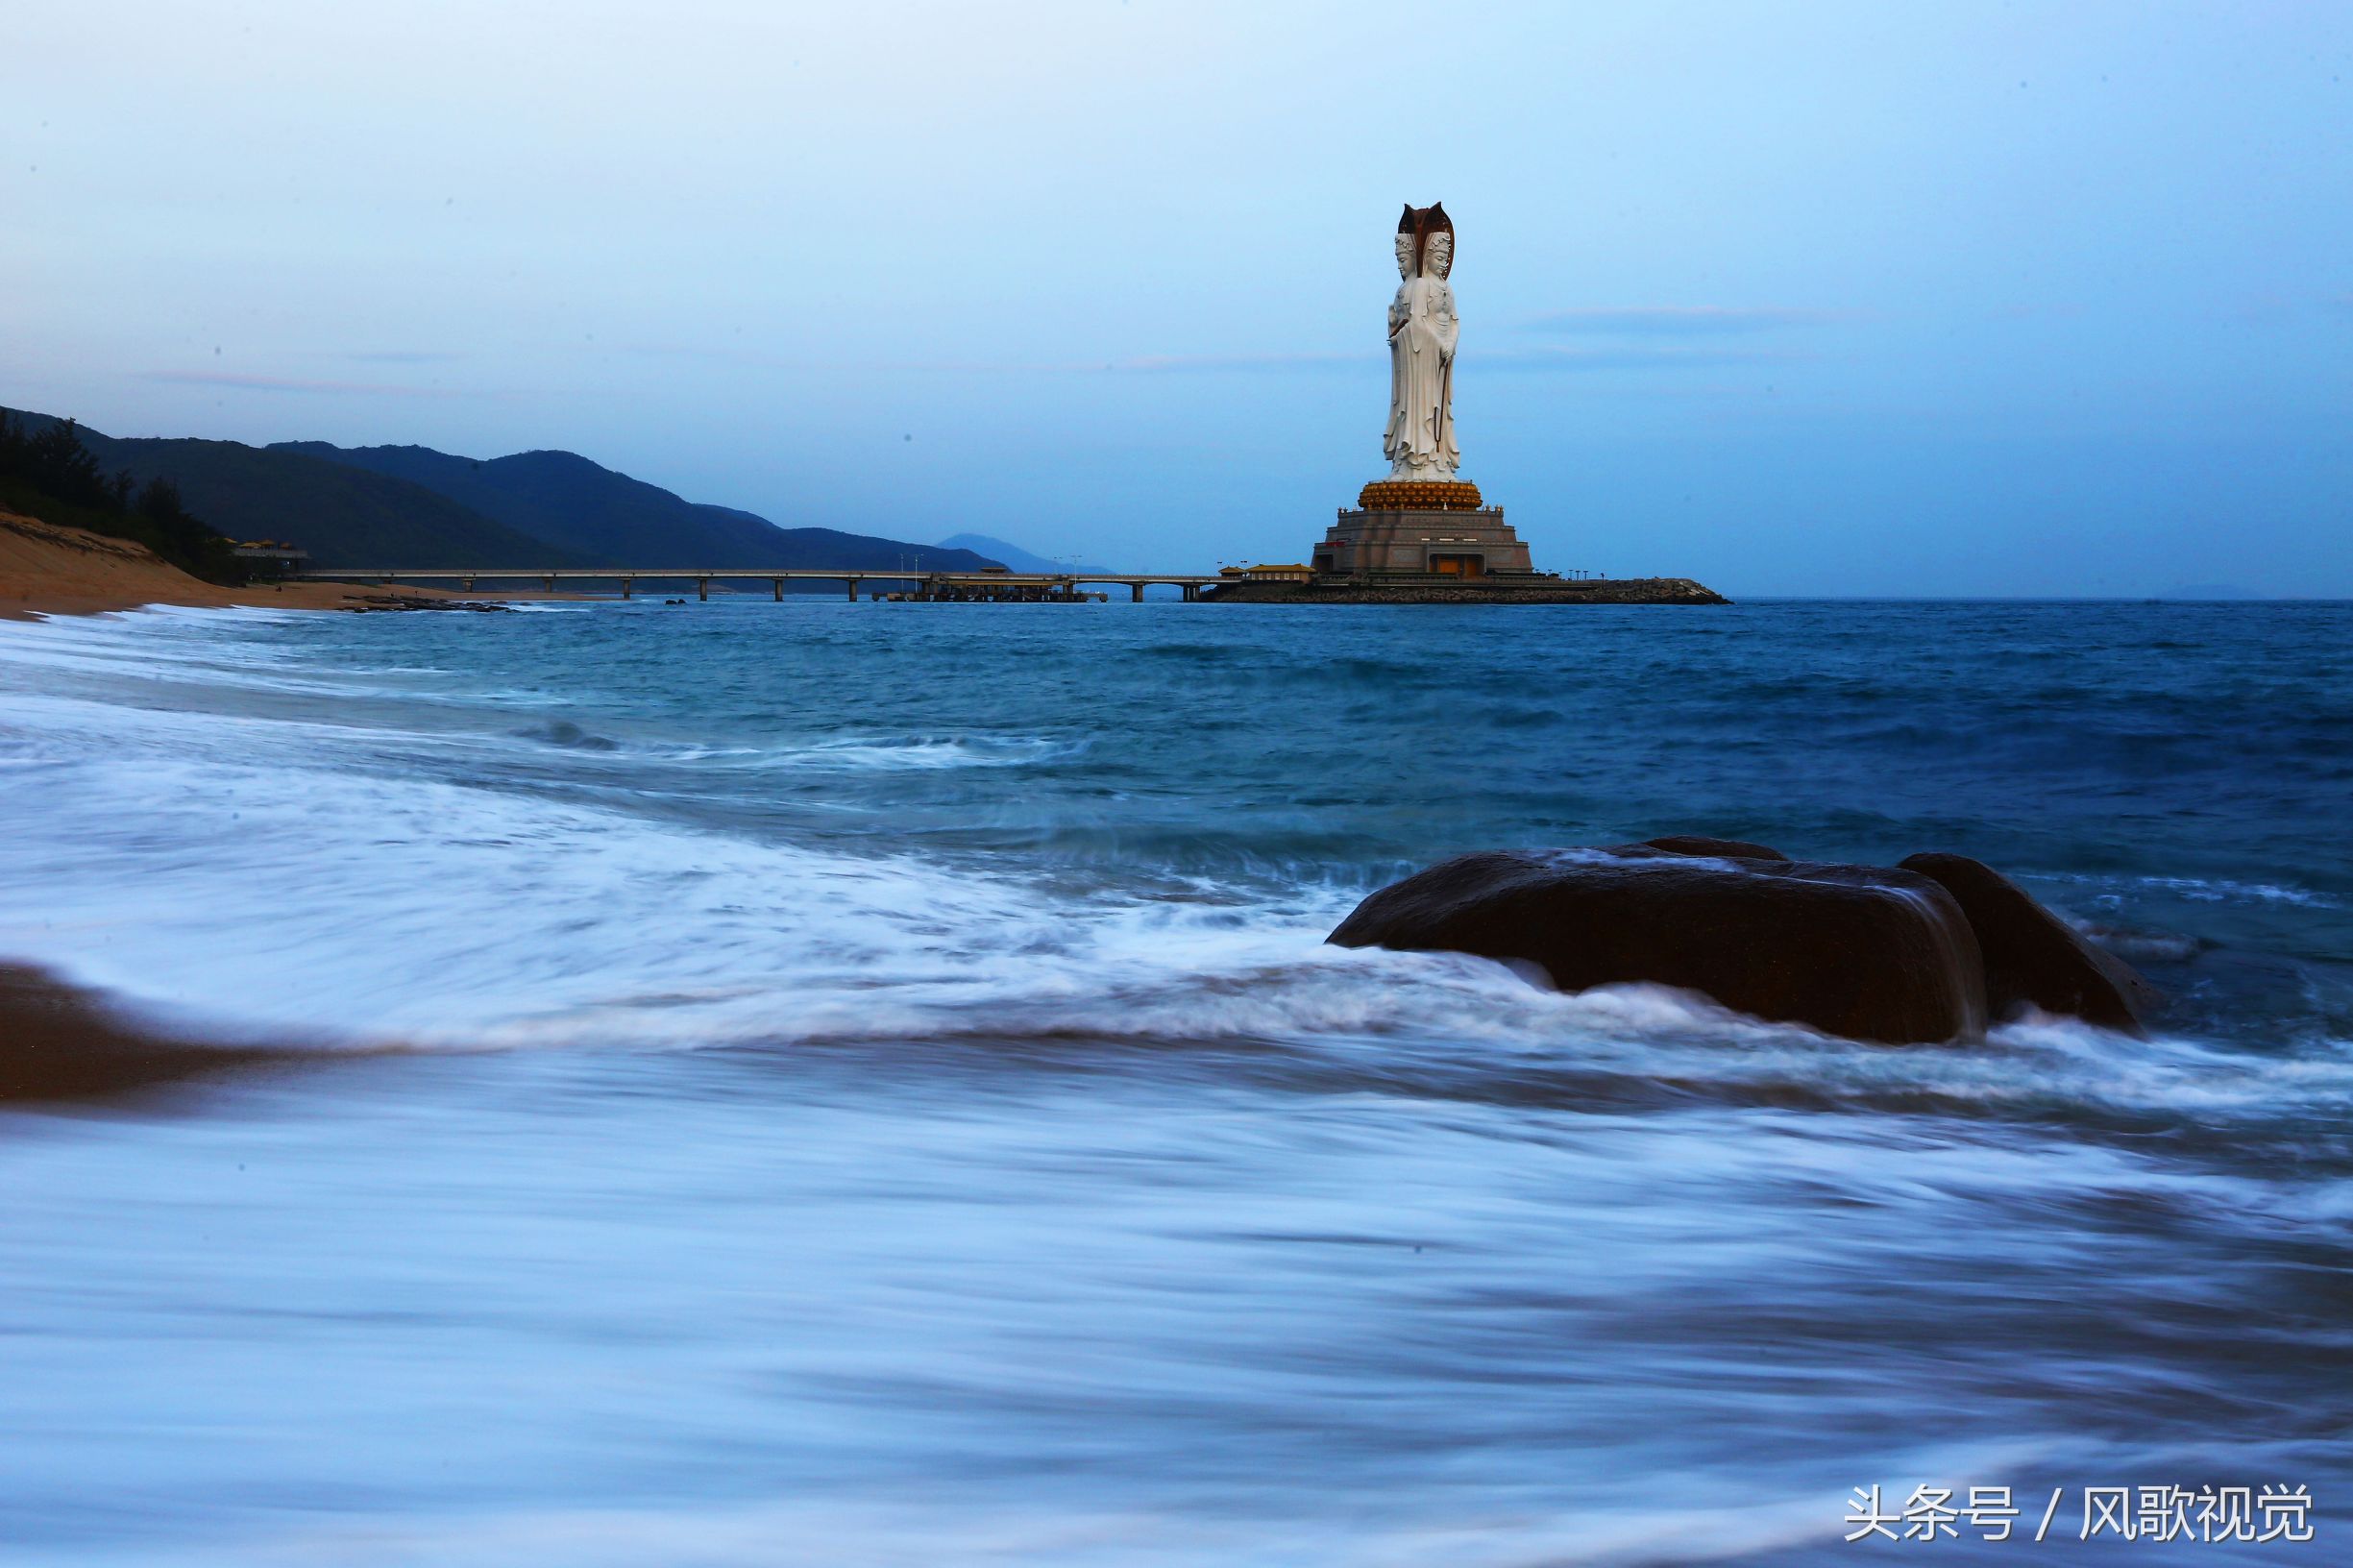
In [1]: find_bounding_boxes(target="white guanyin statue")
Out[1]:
[1384,204,1461,481]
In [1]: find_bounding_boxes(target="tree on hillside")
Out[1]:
[2,415,110,508]
[0,412,243,583]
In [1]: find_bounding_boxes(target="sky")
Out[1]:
[5,1,2349,595]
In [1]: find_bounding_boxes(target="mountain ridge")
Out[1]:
[935,532,1115,576]
[0,407,1012,575]
[274,441,997,574]
[13,417,589,570]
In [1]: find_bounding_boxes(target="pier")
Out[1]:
[293,567,1227,603]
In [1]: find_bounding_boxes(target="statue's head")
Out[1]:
[1395,202,1455,278]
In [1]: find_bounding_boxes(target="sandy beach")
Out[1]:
[0,964,294,1101]
[0,513,552,1092]
[0,509,570,618]
[0,509,547,1097]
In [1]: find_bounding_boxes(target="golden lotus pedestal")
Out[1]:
[1311,480,1542,581]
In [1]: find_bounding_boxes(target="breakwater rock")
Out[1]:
[343,594,514,614]
[1897,852,2158,1034]
[1205,576,1728,605]
[1329,840,2155,1043]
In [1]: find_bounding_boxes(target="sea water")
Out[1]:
[0,598,2346,1564]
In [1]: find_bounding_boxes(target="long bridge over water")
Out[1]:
[294,567,1232,602]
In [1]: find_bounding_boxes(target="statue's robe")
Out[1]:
[1384,274,1460,478]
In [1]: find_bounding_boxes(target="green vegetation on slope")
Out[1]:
[69,429,590,571]
[0,412,241,583]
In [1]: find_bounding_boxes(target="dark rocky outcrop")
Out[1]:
[1330,849,1987,1044]
[1898,853,2158,1035]
[1632,835,1791,862]
[1331,841,2164,1044]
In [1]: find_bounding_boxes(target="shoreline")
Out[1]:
[0,963,293,1102]
[0,509,582,620]
[0,587,551,621]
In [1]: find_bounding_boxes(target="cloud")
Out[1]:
[340,350,467,364]
[857,350,1375,374]
[1470,344,1816,372]
[902,344,1795,376]
[617,342,1347,375]
[615,337,1799,378]
[1067,350,1370,374]
[1523,306,1857,337]
[142,371,462,397]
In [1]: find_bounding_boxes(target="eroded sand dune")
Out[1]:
[0,510,469,617]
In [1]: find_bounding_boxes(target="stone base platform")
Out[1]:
[1204,576,1729,605]
[1312,505,1532,579]
[1273,498,1727,602]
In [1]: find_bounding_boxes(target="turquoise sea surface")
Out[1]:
[1,598,2347,1564]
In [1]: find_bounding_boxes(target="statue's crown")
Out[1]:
[1397,203,1454,276]
[1396,202,1452,235]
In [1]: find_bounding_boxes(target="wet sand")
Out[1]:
[0,964,294,1101]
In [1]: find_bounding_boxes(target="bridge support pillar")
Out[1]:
[846,578,860,601]
[772,578,783,601]
[1181,583,1199,602]
[622,577,633,600]
[698,578,708,601]
[1130,582,1145,603]
[544,576,554,592]
[463,577,477,591]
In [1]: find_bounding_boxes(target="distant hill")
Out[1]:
[281,442,1001,574]
[936,532,1112,576]
[85,434,584,570]
[0,410,243,582]
[5,407,588,570]
[0,406,1011,576]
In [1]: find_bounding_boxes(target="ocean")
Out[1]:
[1,597,2347,1565]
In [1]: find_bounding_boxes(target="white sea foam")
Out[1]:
[26,1497,1849,1568]
[11,1423,2189,1568]
[2,609,2342,1136]
[0,662,1826,1057]
[0,614,1434,1049]
[2043,869,2339,909]
[9,605,2349,1568]
[777,733,1086,771]
[9,676,2341,1138]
